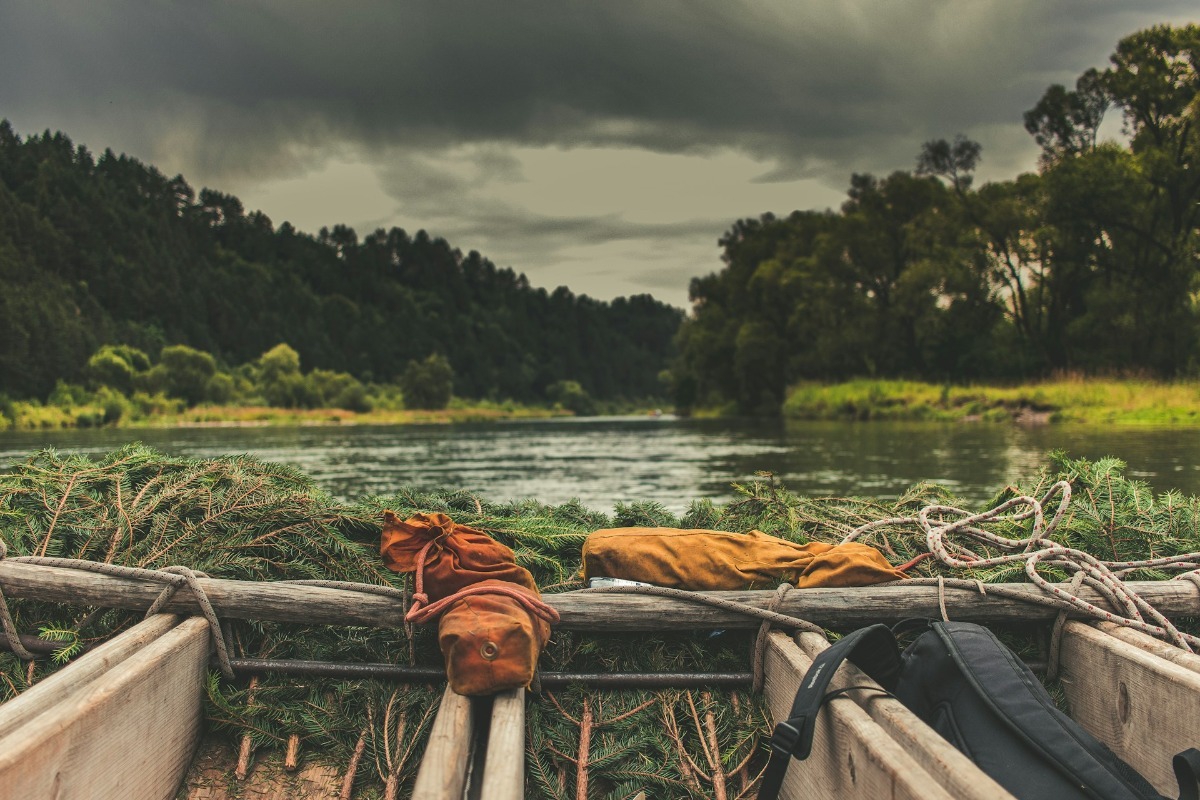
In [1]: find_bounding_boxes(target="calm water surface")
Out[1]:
[1,417,1198,513]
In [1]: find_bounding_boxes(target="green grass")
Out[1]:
[783,378,1200,424]
[0,400,573,430]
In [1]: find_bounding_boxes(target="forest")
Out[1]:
[0,123,682,411]
[672,24,1200,414]
[2,24,1198,422]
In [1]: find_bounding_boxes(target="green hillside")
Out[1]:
[0,122,682,405]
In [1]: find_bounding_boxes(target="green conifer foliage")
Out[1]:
[1,447,1198,796]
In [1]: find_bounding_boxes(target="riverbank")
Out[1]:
[0,398,574,431]
[782,379,1200,424]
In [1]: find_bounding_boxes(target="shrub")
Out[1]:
[547,380,597,416]
[159,344,218,405]
[85,345,151,393]
[399,354,453,410]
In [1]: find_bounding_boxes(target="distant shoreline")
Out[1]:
[9,378,1200,431]
[781,379,1200,425]
[0,402,575,432]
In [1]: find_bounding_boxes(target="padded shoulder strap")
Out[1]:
[757,624,902,800]
[1174,748,1200,800]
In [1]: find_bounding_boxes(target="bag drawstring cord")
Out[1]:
[403,539,560,626]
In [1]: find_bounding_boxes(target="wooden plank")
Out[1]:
[5,560,1198,630]
[1095,620,1200,676]
[1059,620,1200,795]
[0,613,179,740]
[790,631,1014,800]
[762,630,956,800]
[412,685,475,800]
[0,616,210,800]
[480,688,525,799]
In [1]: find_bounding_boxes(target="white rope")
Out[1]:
[844,480,1200,651]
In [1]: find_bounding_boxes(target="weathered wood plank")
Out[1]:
[1059,620,1200,795]
[0,561,409,628]
[762,630,956,800]
[1095,620,1200,676]
[412,685,475,800]
[790,631,1015,800]
[0,613,179,740]
[0,616,210,800]
[480,688,525,799]
[5,560,1198,630]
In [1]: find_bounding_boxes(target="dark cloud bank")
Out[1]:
[2,1,1196,302]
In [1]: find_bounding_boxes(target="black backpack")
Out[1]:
[758,620,1200,800]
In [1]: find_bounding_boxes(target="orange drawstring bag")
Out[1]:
[581,527,906,590]
[381,511,556,696]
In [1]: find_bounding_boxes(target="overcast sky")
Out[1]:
[2,2,1196,307]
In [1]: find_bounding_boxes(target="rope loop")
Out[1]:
[845,479,1200,651]
[0,538,240,675]
[401,537,561,627]
[752,583,793,693]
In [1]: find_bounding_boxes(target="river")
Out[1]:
[1,417,1198,513]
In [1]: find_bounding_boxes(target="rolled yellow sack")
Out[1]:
[581,527,906,590]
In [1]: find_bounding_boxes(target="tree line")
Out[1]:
[671,24,1200,414]
[0,124,682,408]
[9,341,460,430]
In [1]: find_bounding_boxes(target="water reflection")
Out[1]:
[1,417,1198,513]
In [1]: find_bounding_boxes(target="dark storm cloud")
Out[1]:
[4,0,1195,186]
[368,147,731,292]
[3,1,1196,304]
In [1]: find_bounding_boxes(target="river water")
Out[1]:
[1,417,1198,513]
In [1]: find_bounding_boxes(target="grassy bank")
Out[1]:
[124,400,574,428]
[783,379,1200,424]
[0,397,573,431]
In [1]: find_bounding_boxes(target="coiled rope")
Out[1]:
[843,480,1200,651]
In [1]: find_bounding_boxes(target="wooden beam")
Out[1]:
[4,560,1198,631]
[1059,620,1200,795]
[412,686,475,800]
[479,688,525,799]
[790,631,1014,800]
[762,630,956,799]
[0,561,408,628]
[0,616,209,800]
[553,583,1200,630]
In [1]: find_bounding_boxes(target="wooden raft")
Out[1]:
[0,614,209,800]
[6,575,1200,798]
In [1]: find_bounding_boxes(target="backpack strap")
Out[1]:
[757,624,902,800]
[1174,748,1200,800]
